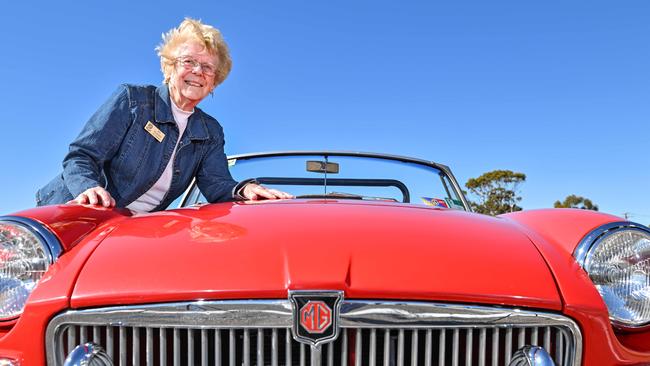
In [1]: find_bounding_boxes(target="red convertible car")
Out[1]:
[0,151,649,365]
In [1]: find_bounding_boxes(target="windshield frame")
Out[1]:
[177,150,471,211]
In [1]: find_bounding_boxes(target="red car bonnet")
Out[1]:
[70,200,562,310]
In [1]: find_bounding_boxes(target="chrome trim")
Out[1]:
[0,215,63,263]
[177,150,471,211]
[339,301,579,334]
[63,343,113,366]
[356,328,363,365]
[509,345,555,366]
[340,328,348,365]
[478,328,486,365]
[424,329,432,366]
[310,345,322,365]
[439,328,446,365]
[573,221,650,266]
[285,328,292,365]
[452,329,459,365]
[57,300,292,328]
[47,300,582,366]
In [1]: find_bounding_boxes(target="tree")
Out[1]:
[554,195,599,211]
[465,170,526,215]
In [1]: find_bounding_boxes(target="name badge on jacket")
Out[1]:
[144,121,165,142]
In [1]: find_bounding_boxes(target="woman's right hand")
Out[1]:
[68,187,116,208]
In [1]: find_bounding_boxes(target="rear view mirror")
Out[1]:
[306,160,339,174]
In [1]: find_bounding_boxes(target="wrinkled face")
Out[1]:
[168,41,218,110]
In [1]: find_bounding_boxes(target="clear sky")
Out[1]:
[1,1,648,222]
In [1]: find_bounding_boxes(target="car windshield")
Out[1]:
[180,152,468,210]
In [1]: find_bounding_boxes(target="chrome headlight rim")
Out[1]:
[0,215,62,321]
[574,221,650,329]
[0,216,63,262]
[574,221,648,267]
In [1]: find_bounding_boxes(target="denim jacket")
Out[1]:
[36,84,238,211]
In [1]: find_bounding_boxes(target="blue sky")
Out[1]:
[0,1,648,222]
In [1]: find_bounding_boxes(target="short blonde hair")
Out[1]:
[156,18,232,87]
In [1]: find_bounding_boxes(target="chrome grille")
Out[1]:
[46,301,581,365]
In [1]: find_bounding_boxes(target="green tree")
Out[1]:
[554,195,599,211]
[465,170,526,215]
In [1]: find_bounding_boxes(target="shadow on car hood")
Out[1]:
[71,200,561,310]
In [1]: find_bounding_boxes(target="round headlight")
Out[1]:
[0,217,61,320]
[577,222,650,328]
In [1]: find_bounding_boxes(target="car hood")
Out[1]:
[71,200,561,309]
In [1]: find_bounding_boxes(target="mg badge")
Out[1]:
[300,301,331,333]
[289,290,343,347]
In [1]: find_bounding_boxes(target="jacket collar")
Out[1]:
[154,84,210,141]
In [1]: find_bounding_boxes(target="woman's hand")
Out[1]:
[68,187,116,207]
[242,183,294,201]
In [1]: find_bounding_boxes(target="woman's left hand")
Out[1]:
[242,183,294,200]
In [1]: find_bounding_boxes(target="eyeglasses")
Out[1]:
[175,56,217,76]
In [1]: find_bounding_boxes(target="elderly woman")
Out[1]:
[36,18,291,212]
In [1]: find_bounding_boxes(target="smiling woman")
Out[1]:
[157,19,231,111]
[35,18,292,213]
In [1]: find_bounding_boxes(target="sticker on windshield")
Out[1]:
[228,159,237,167]
[445,198,465,210]
[421,197,449,208]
